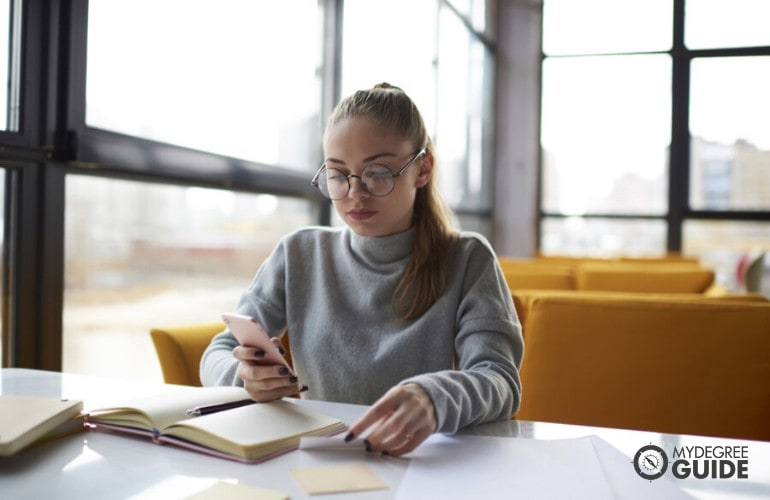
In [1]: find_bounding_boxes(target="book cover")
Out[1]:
[0,396,84,457]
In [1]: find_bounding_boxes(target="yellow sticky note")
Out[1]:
[290,463,390,495]
[184,481,288,500]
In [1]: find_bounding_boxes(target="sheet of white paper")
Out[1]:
[588,435,694,500]
[394,434,615,500]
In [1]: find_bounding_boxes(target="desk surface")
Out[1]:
[1,368,768,499]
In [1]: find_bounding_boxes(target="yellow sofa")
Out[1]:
[510,289,768,337]
[499,255,717,294]
[516,296,770,441]
[575,262,715,293]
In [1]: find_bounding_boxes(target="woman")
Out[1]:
[200,83,523,456]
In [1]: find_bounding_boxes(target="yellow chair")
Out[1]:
[576,262,715,293]
[150,322,294,386]
[516,296,770,441]
[150,322,226,386]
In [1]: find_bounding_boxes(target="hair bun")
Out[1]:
[374,82,402,91]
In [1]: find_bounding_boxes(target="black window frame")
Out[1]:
[538,0,770,254]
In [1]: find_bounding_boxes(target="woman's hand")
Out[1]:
[233,338,305,402]
[345,383,437,457]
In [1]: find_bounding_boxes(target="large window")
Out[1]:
[86,0,322,171]
[540,0,770,294]
[689,58,770,211]
[63,175,314,381]
[540,0,672,254]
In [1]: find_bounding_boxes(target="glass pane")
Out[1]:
[86,0,322,171]
[684,220,770,296]
[0,170,5,363]
[685,0,770,49]
[541,55,671,215]
[543,0,672,55]
[0,0,20,132]
[541,217,667,257]
[689,56,770,210]
[436,6,491,211]
[63,175,315,381]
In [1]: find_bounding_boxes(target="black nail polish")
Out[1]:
[278,366,289,375]
[300,384,309,392]
[344,432,355,443]
[278,345,286,355]
[253,349,265,358]
[381,451,390,456]
[289,376,298,383]
[364,439,372,452]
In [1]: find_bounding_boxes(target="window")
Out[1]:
[540,0,672,255]
[542,0,671,55]
[86,0,322,171]
[541,54,671,216]
[689,56,770,211]
[63,175,315,381]
[0,170,5,363]
[0,0,21,132]
[685,0,770,49]
[540,1,770,293]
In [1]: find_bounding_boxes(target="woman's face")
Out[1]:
[323,116,432,237]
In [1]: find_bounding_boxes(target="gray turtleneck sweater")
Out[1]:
[200,226,523,433]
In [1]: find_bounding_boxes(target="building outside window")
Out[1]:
[540,0,770,294]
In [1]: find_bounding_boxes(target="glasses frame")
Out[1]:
[311,149,427,200]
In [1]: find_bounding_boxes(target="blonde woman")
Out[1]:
[201,83,523,456]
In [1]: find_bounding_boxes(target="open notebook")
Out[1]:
[84,386,347,463]
[0,396,84,457]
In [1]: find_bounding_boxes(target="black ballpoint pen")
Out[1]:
[186,398,257,417]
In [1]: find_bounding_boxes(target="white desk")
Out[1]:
[1,368,769,499]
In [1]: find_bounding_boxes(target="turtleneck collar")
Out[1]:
[347,227,415,265]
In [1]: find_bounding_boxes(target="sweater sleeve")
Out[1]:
[199,237,289,387]
[402,237,523,434]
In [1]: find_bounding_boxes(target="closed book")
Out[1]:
[84,386,347,463]
[0,396,84,457]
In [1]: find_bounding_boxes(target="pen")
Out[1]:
[186,398,257,417]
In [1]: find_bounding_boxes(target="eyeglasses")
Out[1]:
[311,149,426,200]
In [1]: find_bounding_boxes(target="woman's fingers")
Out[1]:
[346,383,437,456]
[233,345,303,402]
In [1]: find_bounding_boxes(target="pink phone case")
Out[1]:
[221,313,289,367]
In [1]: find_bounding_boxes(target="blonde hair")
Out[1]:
[325,83,458,321]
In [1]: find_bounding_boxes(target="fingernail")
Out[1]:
[364,439,372,452]
[253,349,265,358]
[381,451,390,456]
[344,432,355,443]
[278,366,289,375]
[299,384,309,392]
[289,376,298,383]
[278,345,286,355]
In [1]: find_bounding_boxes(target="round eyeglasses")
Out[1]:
[311,149,426,200]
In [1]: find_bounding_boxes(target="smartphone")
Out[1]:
[221,313,289,368]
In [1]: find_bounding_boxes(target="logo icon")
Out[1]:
[633,444,668,480]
